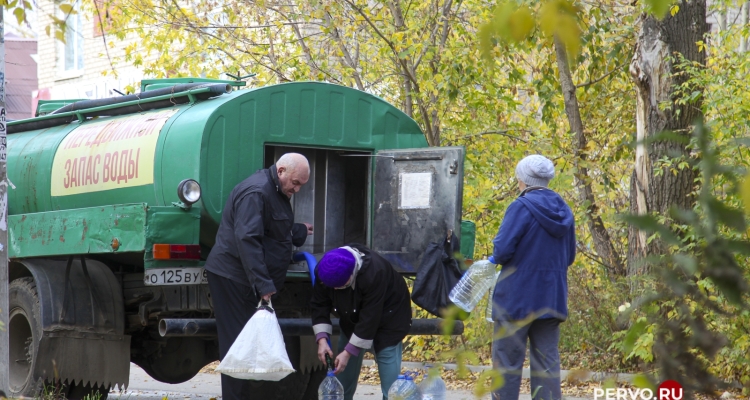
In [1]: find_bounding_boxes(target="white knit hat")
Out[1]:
[515,155,555,187]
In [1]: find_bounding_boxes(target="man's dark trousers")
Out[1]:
[208,271,259,400]
[492,318,561,400]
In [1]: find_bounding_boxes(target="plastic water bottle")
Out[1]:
[388,374,421,400]
[318,371,344,400]
[449,260,497,312]
[418,366,446,400]
[485,271,501,323]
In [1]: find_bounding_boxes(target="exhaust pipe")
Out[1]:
[159,318,217,337]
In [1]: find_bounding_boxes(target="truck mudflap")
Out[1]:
[12,257,130,389]
[36,332,130,389]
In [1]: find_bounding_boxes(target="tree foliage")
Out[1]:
[2,0,74,42]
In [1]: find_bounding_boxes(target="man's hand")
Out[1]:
[334,350,351,374]
[304,223,314,235]
[317,338,334,365]
[262,292,275,302]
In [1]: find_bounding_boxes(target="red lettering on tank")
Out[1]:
[63,159,71,188]
[93,154,101,184]
[110,151,119,183]
[70,158,78,187]
[134,148,140,178]
[85,156,94,185]
[103,153,111,182]
[117,150,129,183]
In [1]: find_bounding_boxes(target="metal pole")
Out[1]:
[0,7,8,396]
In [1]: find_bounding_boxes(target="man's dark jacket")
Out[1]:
[205,165,308,296]
[311,244,412,353]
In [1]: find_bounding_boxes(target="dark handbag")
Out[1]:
[411,232,465,318]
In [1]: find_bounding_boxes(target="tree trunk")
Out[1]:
[553,36,626,278]
[716,4,726,46]
[740,1,749,53]
[628,0,707,275]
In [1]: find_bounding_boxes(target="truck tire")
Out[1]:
[8,277,43,398]
[8,277,110,400]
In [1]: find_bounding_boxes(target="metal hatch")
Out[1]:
[372,147,464,273]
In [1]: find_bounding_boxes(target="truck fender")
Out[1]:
[11,258,130,389]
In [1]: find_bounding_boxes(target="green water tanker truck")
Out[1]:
[2,78,471,399]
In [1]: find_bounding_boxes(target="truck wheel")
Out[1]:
[8,278,43,398]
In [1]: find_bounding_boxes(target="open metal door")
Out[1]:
[372,147,464,273]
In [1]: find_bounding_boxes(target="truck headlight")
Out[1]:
[177,179,201,205]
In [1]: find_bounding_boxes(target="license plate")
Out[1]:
[144,268,208,286]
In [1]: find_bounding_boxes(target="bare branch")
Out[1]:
[324,11,365,90]
[575,63,626,88]
[460,129,530,142]
[93,0,118,78]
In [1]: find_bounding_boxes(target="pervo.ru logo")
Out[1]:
[594,380,683,400]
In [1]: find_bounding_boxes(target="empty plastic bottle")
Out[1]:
[485,271,501,323]
[418,366,446,400]
[449,259,497,312]
[318,371,344,400]
[388,374,421,400]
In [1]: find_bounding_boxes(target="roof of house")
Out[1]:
[5,34,38,120]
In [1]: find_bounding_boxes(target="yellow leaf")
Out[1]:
[508,7,533,41]
[13,6,25,24]
[59,3,76,15]
[670,5,679,16]
[54,29,66,43]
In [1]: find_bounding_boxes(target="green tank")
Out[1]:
[3,79,468,399]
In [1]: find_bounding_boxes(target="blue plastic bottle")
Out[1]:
[318,370,344,400]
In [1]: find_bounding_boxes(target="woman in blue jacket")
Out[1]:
[488,155,576,400]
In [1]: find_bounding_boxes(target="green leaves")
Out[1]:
[622,214,682,246]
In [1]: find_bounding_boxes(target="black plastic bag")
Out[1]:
[411,233,464,318]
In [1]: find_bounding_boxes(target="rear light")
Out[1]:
[153,244,201,260]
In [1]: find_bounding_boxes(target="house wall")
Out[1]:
[36,0,151,100]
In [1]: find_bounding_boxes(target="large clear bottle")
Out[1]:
[449,259,497,312]
[318,371,344,400]
[418,366,446,400]
[485,271,501,323]
[388,374,421,400]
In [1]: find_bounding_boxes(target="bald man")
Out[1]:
[205,153,313,400]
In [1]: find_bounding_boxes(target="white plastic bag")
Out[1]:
[215,300,295,381]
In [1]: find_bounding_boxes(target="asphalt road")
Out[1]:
[113,363,592,400]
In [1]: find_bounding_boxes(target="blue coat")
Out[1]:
[491,188,576,321]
